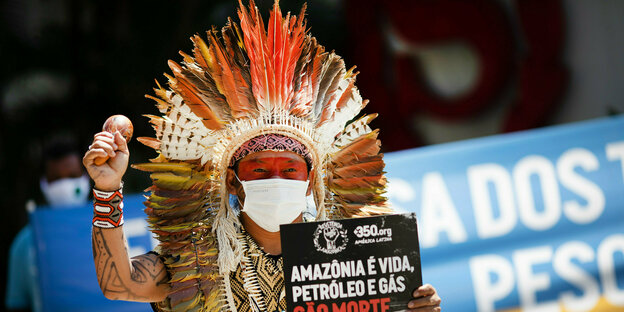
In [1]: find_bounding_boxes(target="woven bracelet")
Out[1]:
[92,186,124,228]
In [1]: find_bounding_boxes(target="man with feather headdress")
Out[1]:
[83,1,441,311]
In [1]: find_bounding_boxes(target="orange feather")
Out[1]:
[290,37,324,116]
[314,54,343,124]
[335,76,357,110]
[168,60,224,130]
[330,175,386,190]
[191,35,210,70]
[137,137,161,150]
[332,130,381,166]
[238,0,306,111]
[332,156,385,178]
[206,30,252,118]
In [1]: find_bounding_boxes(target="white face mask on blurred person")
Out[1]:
[239,178,309,232]
[40,175,90,208]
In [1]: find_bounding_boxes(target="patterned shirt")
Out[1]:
[229,232,286,312]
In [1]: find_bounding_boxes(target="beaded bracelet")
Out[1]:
[92,186,124,228]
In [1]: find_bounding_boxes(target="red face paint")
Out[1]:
[237,150,309,182]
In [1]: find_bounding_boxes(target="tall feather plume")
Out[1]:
[316,55,345,126]
[178,55,233,122]
[167,61,224,131]
[238,0,306,113]
[222,19,258,115]
[238,0,270,113]
[312,53,343,124]
[205,28,254,118]
[290,36,325,117]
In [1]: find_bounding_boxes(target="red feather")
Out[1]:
[238,0,306,111]
[206,30,252,118]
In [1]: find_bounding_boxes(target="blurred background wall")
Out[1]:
[1,0,622,307]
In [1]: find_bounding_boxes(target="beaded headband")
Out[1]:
[229,134,313,167]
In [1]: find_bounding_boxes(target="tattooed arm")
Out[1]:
[84,131,170,302]
[92,227,169,301]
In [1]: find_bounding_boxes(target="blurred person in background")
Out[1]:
[5,135,90,312]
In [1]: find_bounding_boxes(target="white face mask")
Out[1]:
[40,175,90,208]
[239,178,309,232]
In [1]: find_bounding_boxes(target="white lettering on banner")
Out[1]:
[420,172,467,247]
[606,141,624,183]
[392,144,615,247]
[556,148,605,224]
[553,241,600,311]
[384,139,624,310]
[464,147,609,242]
[469,254,515,312]
[513,246,559,311]
[469,234,624,311]
[467,163,516,239]
[513,156,562,231]
[597,234,624,305]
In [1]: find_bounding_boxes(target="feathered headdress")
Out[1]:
[133,0,391,310]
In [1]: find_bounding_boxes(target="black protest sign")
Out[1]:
[280,213,422,312]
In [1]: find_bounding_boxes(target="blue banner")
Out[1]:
[385,116,624,311]
[31,195,156,311]
[30,116,624,311]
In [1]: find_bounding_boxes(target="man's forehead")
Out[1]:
[229,133,313,167]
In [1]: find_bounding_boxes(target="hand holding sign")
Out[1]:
[408,284,441,311]
[281,214,437,311]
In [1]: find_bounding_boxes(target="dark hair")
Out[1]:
[42,135,79,162]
